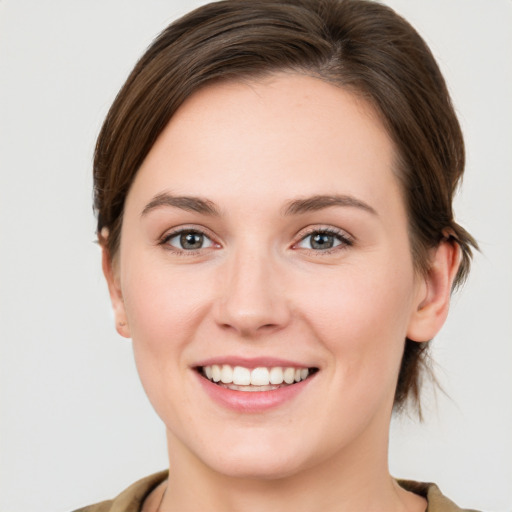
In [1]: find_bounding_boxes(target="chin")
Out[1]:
[208,452,308,481]
[189,429,321,481]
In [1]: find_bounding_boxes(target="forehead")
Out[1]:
[127,72,403,217]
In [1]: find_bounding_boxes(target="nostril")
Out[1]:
[260,323,280,330]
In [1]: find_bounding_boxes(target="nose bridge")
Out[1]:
[215,240,290,336]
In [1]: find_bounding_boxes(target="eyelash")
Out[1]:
[159,226,354,256]
[159,226,218,255]
[293,226,354,255]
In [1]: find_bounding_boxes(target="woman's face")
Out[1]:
[110,73,428,479]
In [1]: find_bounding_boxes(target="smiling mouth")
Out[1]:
[198,364,318,392]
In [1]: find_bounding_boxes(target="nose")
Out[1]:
[213,247,291,337]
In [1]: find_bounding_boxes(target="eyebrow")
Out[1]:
[141,193,220,217]
[283,194,378,216]
[141,192,377,218]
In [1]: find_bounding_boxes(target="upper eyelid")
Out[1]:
[160,225,217,241]
[295,225,353,241]
[292,227,355,253]
[158,224,353,248]
[164,229,213,243]
[159,227,219,254]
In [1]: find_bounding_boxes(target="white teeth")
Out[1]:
[220,364,233,383]
[201,364,313,388]
[219,383,280,392]
[251,367,270,385]
[232,366,251,386]
[283,367,295,384]
[211,364,221,382]
[269,367,284,385]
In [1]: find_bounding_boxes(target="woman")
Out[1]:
[79,0,478,510]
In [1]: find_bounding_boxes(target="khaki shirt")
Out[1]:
[73,471,480,512]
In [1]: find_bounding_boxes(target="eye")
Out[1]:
[295,229,352,252]
[163,229,215,251]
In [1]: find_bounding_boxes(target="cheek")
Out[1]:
[120,261,216,428]
[300,260,416,381]
[123,264,210,352]
[120,253,210,374]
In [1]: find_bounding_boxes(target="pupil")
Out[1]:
[180,232,203,250]
[311,233,334,250]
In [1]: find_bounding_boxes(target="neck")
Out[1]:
[157,422,425,512]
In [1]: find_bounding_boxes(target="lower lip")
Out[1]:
[195,371,315,413]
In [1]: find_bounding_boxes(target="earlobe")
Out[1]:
[407,239,460,342]
[101,244,131,339]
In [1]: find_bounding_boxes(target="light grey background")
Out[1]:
[1,1,510,511]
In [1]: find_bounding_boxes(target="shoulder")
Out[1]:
[72,501,112,512]
[398,480,482,512]
[72,471,168,512]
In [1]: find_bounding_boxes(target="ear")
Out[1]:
[407,239,460,342]
[101,245,131,339]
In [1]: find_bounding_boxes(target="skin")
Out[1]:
[103,73,459,512]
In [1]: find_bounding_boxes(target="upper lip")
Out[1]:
[193,356,316,369]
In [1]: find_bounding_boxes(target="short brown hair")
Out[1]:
[94,0,477,413]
